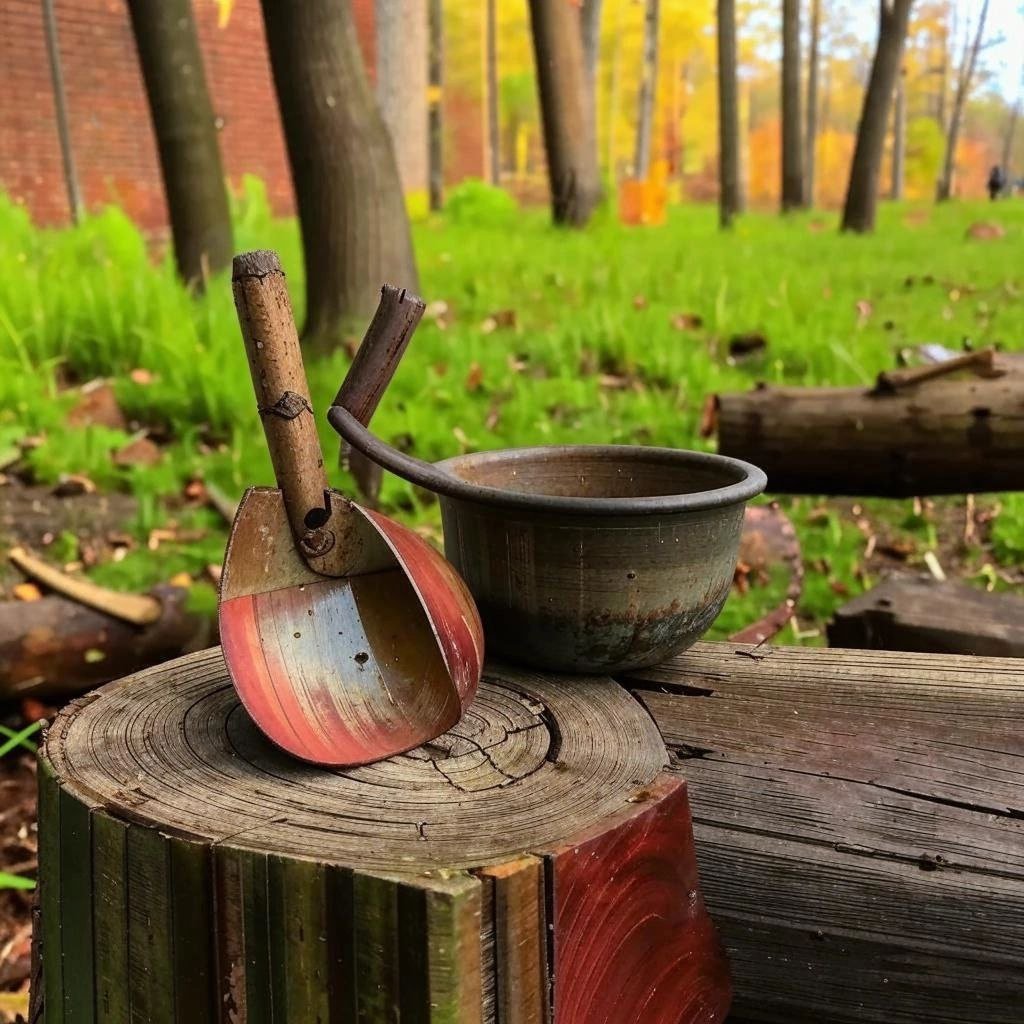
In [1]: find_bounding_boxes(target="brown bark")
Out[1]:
[580,0,604,178]
[713,354,1023,496]
[259,0,418,346]
[428,0,444,210]
[841,0,914,233]
[937,0,989,201]
[126,0,233,288]
[717,0,742,228]
[633,0,660,180]
[780,0,804,210]
[528,0,603,226]
[375,0,429,195]
[890,66,907,199]
[804,0,822,207]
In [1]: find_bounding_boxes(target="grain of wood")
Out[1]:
[626,641,1024,1023]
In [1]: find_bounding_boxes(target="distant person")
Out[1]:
[987,165,1005,201]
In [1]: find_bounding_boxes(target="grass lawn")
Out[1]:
[1,178,1022,641]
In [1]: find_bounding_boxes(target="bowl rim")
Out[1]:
[433,444,767,516]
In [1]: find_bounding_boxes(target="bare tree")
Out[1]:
[260,0,418,346]
[717,0,742,228]
[126,0,233,288]
[890,66,907,199]
[580,0,604,176]
[804,0,822,207]
[375,1,429,195]
[42,0,82,224]
[633,0,660,179]
[936,0,990,201]
[428,0,444,211]
[841,0,915,233]
[780,0,804,210]
[483,0,501,183]
[528,0,603,225]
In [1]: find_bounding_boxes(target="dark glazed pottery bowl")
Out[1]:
[433,445,767,673]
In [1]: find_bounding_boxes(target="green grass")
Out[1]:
[1,178,1022,638]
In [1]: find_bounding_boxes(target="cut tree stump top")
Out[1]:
[46,649,668,873]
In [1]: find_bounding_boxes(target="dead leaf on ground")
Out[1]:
[113,436,163,467]
[183,479,207,503]
[424,300,451,328]
[632,294,648,310]
[699,394,718,438]
[728,332,768,359]
[12,582,42,602]
[52,474,96,497]
[168,572,193,588]
[670,312,703,331]
[481,309,516,334]
[206,563,223,585]
[464,362,484,392]
[855,299,873,324]
[67,380,127,430]
[966,221,1005,241]
[128,368,155,386]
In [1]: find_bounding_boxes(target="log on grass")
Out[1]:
[626,642,1024,1024]
[713,354,1024,496]
[827,574,1024,657]
[36,651,730,1023]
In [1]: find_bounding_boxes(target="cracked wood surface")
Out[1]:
[625,642,1024,1024]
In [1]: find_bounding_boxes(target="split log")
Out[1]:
[828,574,1024,657]
[626,642,1024,1023]
[36,652,730,1023]
[713,353,1024,496]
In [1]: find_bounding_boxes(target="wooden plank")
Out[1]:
[92,812,130,1024]
[126,827,175,1024]
[625,641,1024,1024]
[476,859,547,1024]
[827,575,1024,657]
[37,755,63,1023]
[168,838,216,1023]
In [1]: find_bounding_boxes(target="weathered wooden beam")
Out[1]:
[626,642,1024,1024]
[711,354,1024,496]
[828,575,1024,657]
[36,652,730,1023]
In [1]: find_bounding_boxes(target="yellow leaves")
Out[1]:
[212,0,234,29]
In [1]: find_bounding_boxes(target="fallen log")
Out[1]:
[627,642,1024,1023]
[712,352,1024,496]
[827,574,1024,657]
[36,654,731,1023]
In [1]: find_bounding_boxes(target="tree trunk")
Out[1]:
[890,65,906,199]
[483,0,500,184]
[126,0,233,288]
[936,0,989,201]
[35,651,731,1024]
[428,0,444,211]
[633,0,660,180]
[840,0,914,233]
[259,0,418,346]
[804,0,822,207]
[713,353,1024,496]
[717,0,741,228]
[375,0,429,195]
[1002,98,1020,190]
[780,0,803,210]
[528,0,603,226]
[42,0,82,225]
[580,0,604,178]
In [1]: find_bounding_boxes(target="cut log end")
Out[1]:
[231,249,283,280]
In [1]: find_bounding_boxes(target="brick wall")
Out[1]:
[0,0,381,229]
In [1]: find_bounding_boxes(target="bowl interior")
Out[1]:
[440,447,747,500]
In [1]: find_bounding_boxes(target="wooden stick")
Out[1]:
[873,347,1000,393]
[8,546,161,626]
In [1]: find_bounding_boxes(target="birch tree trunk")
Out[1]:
[528,0,603,226]
[936,0,989,201]
[633,0,660,180]
[483,0,500,184]
[428,0,444,211]
[375,0,429,196]
[780,0,804,211]
[580,0,604,179]
[717,0,742,228]
[841,0,914,233]
[259,0,418,347]
[126,0,233,289]
[804,0,822,207]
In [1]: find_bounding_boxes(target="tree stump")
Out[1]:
[37,648,730,1023]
